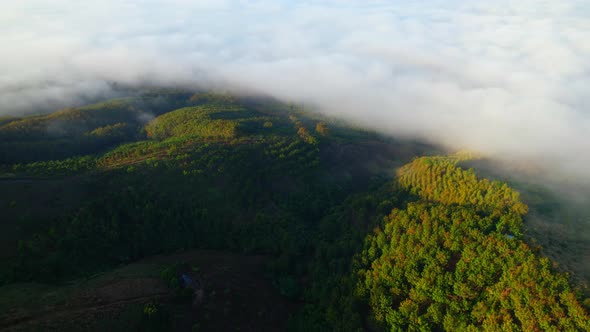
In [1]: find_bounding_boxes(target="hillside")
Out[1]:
[0,91,192,164]
[357,157,588,331]
[0,92,588,331]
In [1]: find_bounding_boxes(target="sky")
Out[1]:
[1,0,590,179]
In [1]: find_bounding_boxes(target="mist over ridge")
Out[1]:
[2,0,590,180]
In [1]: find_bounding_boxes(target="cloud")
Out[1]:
[1,0,590,180]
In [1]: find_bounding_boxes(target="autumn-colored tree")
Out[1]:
[315,122,329,136]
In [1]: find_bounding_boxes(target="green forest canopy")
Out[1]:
[0,93,588,331]
[357,157,589,331]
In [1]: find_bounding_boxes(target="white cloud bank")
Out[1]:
[1,0,590,179]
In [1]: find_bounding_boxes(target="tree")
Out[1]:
[315,122,329,136]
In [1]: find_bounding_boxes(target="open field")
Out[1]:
[1,250,296,332]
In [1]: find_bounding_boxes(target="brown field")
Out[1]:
[0,249,297,331]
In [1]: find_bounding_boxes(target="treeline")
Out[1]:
[145,105,241,140]
[0,91,322,168]
[0,92,196,164]
[398,156,528,217]
[8,156,97,176]
[0,98,136,141]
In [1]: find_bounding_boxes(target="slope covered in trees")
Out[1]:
[397,156,527,217]
[0,93,588,331]
[0,93,193,163]
[357,157,589,331]
[146,104,242,140]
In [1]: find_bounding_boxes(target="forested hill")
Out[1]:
[356,157,589,331]
[0,92,587,331]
